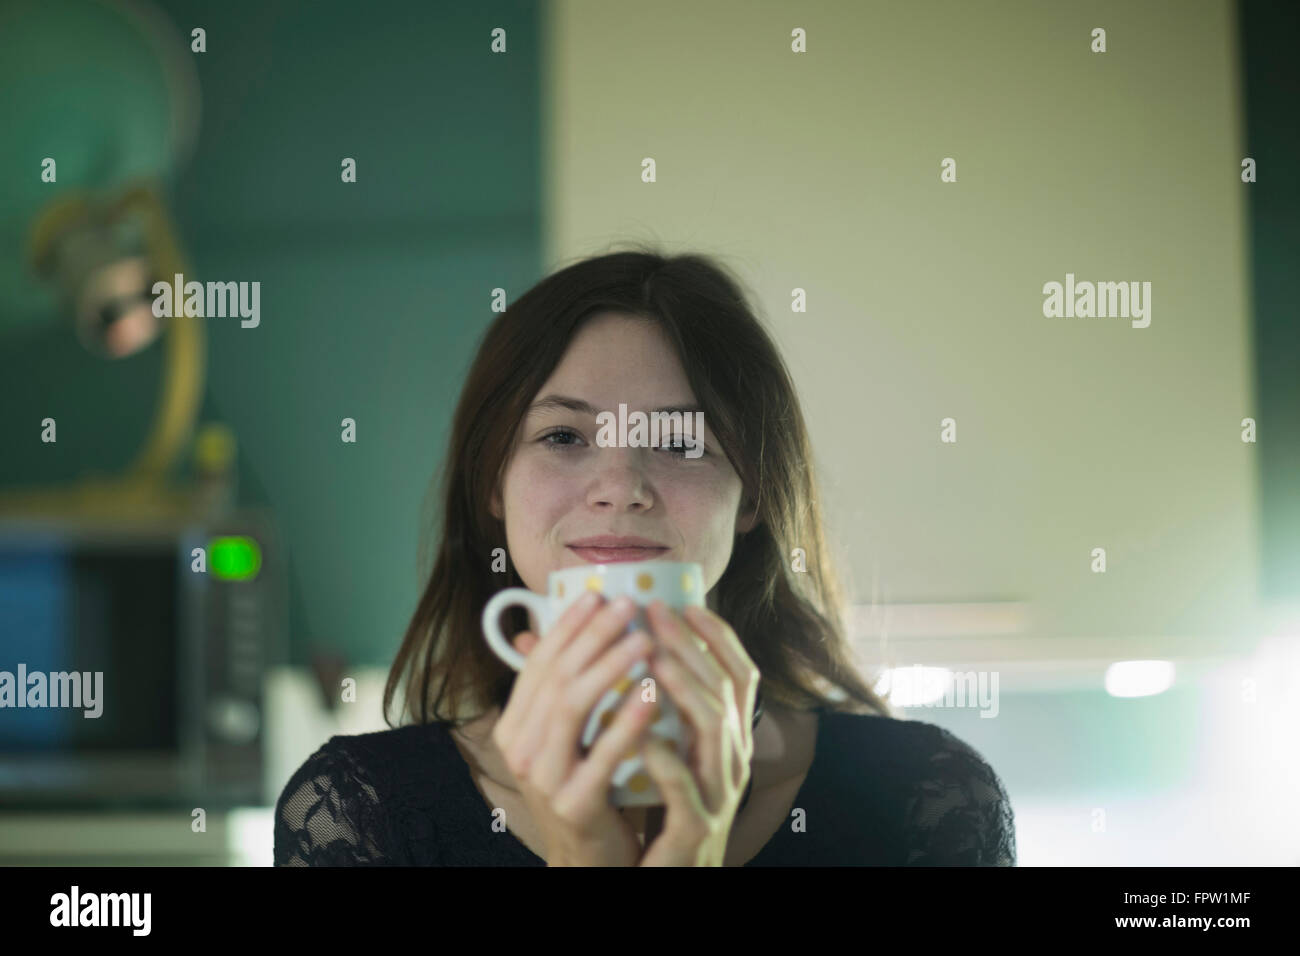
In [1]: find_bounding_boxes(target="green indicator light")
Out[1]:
[210,536,262,581]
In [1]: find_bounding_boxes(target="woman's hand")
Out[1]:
[491,592,661,866]
[636,601,760,867]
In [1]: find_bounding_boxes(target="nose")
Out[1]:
[585,446,654,511]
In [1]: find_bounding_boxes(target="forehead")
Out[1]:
[536,313,694,403]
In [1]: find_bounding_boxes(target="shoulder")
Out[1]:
[817,711,1017,865]
[273,723,451,866]
[814,708,951,765]
[279,723,441,799]
[818,710,1003,777]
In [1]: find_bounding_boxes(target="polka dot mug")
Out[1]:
[481,560,703,807]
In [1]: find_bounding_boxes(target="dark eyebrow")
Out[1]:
[527,394,703,417]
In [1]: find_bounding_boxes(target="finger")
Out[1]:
[509,590,605,705]
[521,629,652,794]
[647,606,754,790]
[681,604,760,757]
[564,685,659,812]
[681,604,759,699]
[724,695,748,787]
[680,604,750,671]
[639,737,709,860]
[496,590,603,742]
[500,629,543,736]
[507,596,639,764]
[646,601,731,691]
[656,637,747,803]
[651,650,729,810]
[553,595,641,685]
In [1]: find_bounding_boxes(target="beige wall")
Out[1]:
[543,0,1258,659]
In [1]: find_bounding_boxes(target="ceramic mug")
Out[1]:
[481,559,704,807]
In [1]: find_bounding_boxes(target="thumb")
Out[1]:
[512,631,540,656]
[641,738,707,821]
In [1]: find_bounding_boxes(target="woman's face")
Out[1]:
[490,312,757,609]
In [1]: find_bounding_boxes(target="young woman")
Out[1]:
[274,248,1017,866]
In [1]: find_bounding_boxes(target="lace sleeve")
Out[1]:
[274,741,393,866]
[901,726,1017,866]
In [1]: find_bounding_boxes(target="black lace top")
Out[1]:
[274,708,1017,866]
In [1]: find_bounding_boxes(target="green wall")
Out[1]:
[0,0,543,667]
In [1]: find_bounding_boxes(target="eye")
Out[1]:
[540,427,584,450]
[539,427,707,457]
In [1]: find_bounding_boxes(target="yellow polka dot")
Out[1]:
[636,572,655,591]
[556,581,565,598]
[682,573,694,592]
[627,773,651,792]
[585,576,603,591]
[625,748,640,761]
[613,676,632,695]
[599,710,614,730]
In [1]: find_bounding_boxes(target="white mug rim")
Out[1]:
[547,558,700,583]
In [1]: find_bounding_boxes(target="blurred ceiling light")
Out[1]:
[874,665,955,707]
[1105,660,1176,698]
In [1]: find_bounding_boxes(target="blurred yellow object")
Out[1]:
[0,0,212,523]
[195,423,237,475]
[0,183,207,522]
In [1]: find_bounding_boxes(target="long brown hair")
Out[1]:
[383,245,892,728]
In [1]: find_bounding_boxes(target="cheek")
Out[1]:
[508,455,573,520]
[665,473,742,534]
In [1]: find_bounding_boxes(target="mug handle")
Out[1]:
[481,588,551,671]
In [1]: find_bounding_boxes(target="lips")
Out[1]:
[566,535,670,564]
[567,546,669,563]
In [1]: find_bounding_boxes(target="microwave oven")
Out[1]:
[0,510,285,809]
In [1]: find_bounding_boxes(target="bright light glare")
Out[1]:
[1105,660,1175,697]
[874,665,954,706]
